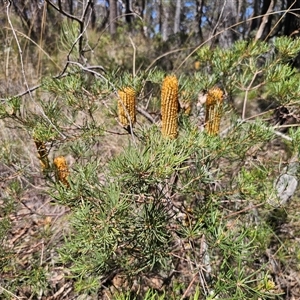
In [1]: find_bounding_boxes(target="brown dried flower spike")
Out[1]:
[34,139,50,171]
[205,87,224,135]
[161,75,179,139]
[53,156,70,187]
[117,87,136,129]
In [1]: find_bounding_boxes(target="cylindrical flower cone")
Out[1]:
[205,87,224,135]
[161,75,179,139]
[53,156,70,187]
[117,87,136,129]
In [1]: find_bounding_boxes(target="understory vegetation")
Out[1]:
[1,3,300,300]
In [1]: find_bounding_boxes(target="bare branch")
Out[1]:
[45,0,81,23]
[254,0,275,41]
[6,1,33,101]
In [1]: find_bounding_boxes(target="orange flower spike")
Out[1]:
[205,87,224,135]
[117,87,136,128]
[161,75,179,139]
[53,156,70,187]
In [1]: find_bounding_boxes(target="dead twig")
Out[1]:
[254,0,275,41]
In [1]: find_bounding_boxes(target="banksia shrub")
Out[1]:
[53,156,70,187]
[34,139,50,171]
[161,75,179,138]
[117,87,136,128]
[205,87,224,135]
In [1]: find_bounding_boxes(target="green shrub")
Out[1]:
[1,36,300,299]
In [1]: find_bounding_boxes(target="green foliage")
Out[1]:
[195,38,300,104]
[59,20,81,55]
[274,36,300,60]
[2,36,300,299]
[0,97,22,119]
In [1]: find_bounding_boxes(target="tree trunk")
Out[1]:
[218,0,239,48]
[125,0,133,25]
[250,0,261,32]
[109,0,118,36]
[259,0,274,40]
[174,0,181,34]
[90,0,96,29]
[140,0,146,19]
[11,0,44,42]
[161,0,170,41]
[195,0,204,40]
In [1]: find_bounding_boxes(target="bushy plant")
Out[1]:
[1,36,300,299]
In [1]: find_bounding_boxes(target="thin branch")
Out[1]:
[0,72,70,102]
[78,0,93,58]
[4,27,60,69]
[208,0,227,46]
[0,287,22,300]
[273,130,293,141]
[265,0,297,40]
[6,1,63,139]
[254,0,275,41]
[175,8,300,72]
[45,0,93,63]
[66,60,108,82]
[137,106,156,124]
[180,273,198,300]
[6,1,33,101]
[242,70,262,120]
[0,62,105,102]
[129,37,136,77]
[275,123,300,129]
[1,83,41,101]
[45,0,81,23]
[66,60,137,146]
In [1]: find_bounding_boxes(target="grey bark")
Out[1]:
[174,0,181,34]
[109,0,118,36]
[250,0,262,32]
[125,0,133,24]
[11,0,45,42]
[218,0,239,48]
[161,0,170,41]
[254,0,275,41]
[194,0,204,40]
